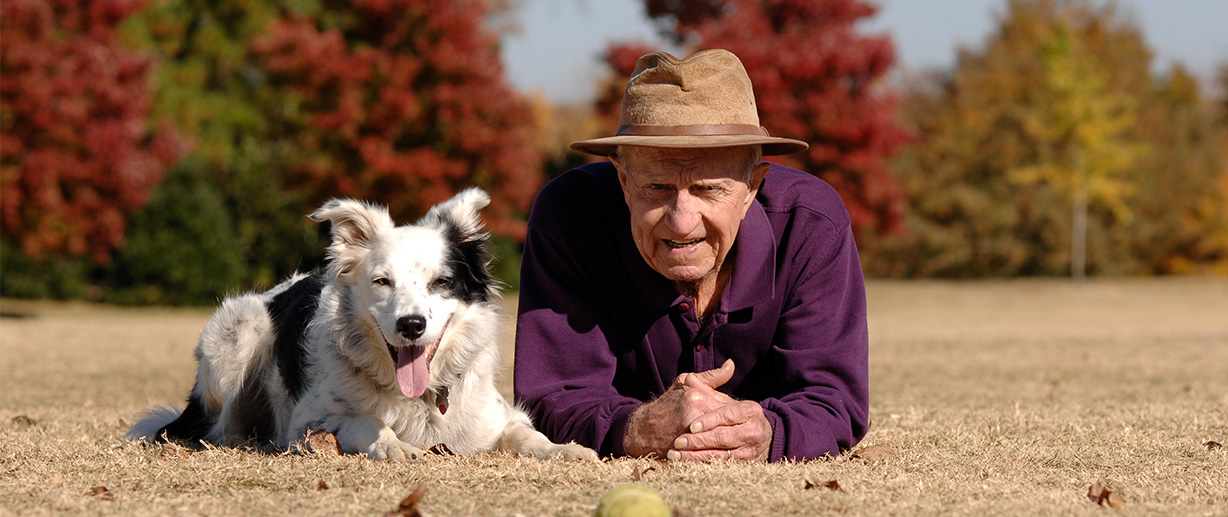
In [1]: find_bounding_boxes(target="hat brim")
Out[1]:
[570,134,809,157]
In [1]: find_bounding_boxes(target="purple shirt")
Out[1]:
[513,161,869,461]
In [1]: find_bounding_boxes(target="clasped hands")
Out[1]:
[624,359,772,462]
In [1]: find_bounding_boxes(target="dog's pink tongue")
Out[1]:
[395,348,429,399]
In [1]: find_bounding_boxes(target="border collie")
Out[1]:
[128,188,597,462]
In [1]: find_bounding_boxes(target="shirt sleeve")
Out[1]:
[512,193,642,457]
[756,217,870,461]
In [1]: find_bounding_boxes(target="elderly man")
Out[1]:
[513,49,869,462]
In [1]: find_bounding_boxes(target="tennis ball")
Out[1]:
[595,483,670,517]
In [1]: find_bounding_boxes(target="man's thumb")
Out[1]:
[690,359,735,389]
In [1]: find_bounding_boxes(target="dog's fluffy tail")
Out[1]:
[125,407,182,442]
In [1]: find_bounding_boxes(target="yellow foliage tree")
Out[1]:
[1008,22,1147,280]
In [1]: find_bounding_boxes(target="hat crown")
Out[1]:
[621,49,761,127]
[568,48,808,156]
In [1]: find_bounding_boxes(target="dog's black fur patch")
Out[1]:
[266,272,326,400]
[157,393,212,443]
[439,217,493,304]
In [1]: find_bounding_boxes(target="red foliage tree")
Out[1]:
[600,0,909,235]
[0,0,179,262]
[250,0,540,237]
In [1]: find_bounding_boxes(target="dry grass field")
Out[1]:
[1,278,1225,516]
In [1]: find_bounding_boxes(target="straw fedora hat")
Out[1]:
[570,49,808,157]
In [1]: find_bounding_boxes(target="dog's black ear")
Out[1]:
[417,188,491,241]
[420,188,497,302]
[308,199,393,278]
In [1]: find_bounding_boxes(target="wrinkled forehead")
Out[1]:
[620,146,753,183]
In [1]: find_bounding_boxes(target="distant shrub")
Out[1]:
[105,158,244,305]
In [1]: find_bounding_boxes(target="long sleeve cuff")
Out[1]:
[605,401,643,458]
[761,401,786,462]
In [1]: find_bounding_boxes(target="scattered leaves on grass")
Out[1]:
[630,465,656,481]
[804,479,842,491]
[11,415,37,427]
[1204,441,1222,451]
[1087,482,1126,508]
[384,483,428,517]
[850,444,895,462]
[427,443,454,456]
[87,486,114,501]
[306,430,344,456]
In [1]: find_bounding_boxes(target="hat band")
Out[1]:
[616,124,768,137]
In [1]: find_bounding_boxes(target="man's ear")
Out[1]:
[742,161,771,218]
[611,152,633,206]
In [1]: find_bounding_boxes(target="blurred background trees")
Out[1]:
[1,0,1226,305]
[2,0,537,303]
[1,0,181,299]
[857,0,1228,277]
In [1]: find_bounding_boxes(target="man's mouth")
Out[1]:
[664,238,704,249]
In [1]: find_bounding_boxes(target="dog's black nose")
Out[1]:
[396,315,427,340]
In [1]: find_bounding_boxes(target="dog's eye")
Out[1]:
[373,277,392,287]
[431,277,451,289]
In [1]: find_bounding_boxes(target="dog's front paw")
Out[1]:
[366,439,427,462]
[549,442,600,462]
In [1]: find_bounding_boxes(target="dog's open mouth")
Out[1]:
[385,336,442,400]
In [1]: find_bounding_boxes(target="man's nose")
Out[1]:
[664,190,701,232]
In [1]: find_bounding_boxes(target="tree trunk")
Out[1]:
[1071,189,1088,282]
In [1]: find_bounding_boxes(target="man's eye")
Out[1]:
[373,277,391,287]
[648,183,667,191]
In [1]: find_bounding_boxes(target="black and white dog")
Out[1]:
[129,189,597,462]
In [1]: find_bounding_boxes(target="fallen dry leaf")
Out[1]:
[306,429,344,456]
[850,444,895,462]
[87,486,114,501]
[159,442,190,459]
[1087,482,1126,508]
[11,415,37,427]
[671,505,697,517]
[427,443,454,456]
[804,479,842,491]
[630,465,656,481]
[316,480,329,491]
[384,483,428,517]
[1204,441,1222,451]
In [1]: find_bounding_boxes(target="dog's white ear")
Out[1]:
[418,188,491,239]
[308,199,394,278]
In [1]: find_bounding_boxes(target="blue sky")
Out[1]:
[500,0,1228,103]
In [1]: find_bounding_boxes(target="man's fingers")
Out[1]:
[687,400,759,434]
[666,446,750,462]
[687,359,735,390]
[673,424,746,451]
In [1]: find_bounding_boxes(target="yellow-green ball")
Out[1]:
[595,483,670,517]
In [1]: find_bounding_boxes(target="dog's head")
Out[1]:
[308,188,495,400]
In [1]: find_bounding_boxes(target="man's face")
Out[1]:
[613,146,767,289]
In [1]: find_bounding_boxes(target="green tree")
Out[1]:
[119,0,324,298]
